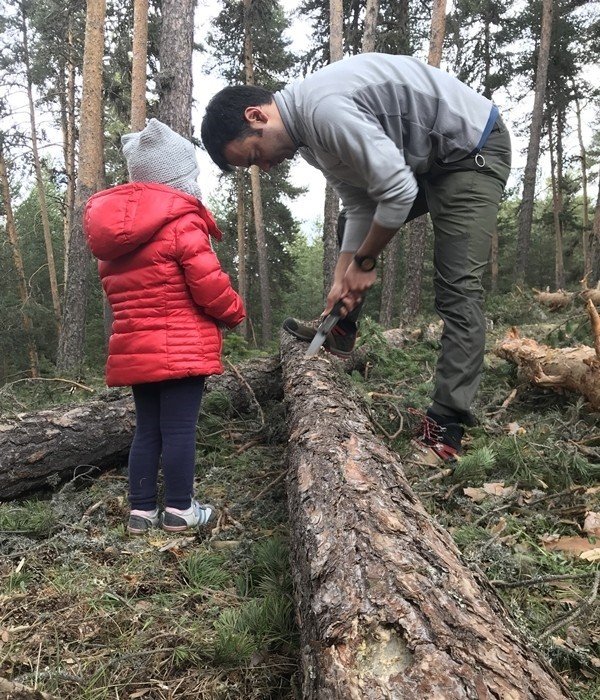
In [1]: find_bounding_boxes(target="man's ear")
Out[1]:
[244,106,269,125]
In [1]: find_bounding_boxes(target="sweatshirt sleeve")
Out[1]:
[310,96,419,249]
[175,215,246,328]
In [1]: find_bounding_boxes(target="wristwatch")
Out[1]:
[354,254,377,272]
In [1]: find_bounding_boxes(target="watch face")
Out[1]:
[356,255,376,271]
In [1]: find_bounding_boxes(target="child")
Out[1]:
[85,118,246,535]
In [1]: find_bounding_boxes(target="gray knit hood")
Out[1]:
[121,118,202,200]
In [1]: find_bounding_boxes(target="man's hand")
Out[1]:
[341,262,377,312]
[323,261,377,316]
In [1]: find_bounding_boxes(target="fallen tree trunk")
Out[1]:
[532,288,574,310]
[494,324,600,411]
[281,332,571,699]
[0,356,282,500]
[0,328,412,501]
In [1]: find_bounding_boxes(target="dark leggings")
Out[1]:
[128,376,205,511]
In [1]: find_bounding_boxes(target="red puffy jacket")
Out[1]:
[85,183,245,386]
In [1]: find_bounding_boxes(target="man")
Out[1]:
[201,53,511,466]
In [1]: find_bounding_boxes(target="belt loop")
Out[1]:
[475,153,486,168]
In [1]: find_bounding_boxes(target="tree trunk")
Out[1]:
[157,0,194,138]
[574,93,590,279]
[0,141,39,377]
[590,178,600,286]
[0,356,282,501]
[236,169,249,340]
[323,185,340,298]
[21,6,62,328]
[322,0,344,302]
[362,0,380,53]
[514,0,554,285]
[243,0,272,345]
[396,0,445,325]
[427,0,447,67]
[281,332,572,699]
[61,20,77,288]
[0,328,414,501]
[379,234,401,327]
[401,216,428,321]
[131,0,149,131]
[57,0,106,374]
[548,117,565,290]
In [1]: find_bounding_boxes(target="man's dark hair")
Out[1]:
[201,85,274,172]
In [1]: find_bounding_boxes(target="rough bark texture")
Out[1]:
[514,0,553,285]
[0,328,414,501]
[494,326,600,410]
[427,0,447,67]
[157,0,194,138]
[401,217,427,321]
[131,0,149,131]
[281,332,572,699]
[57,0,106,373]
[0,357,282,501]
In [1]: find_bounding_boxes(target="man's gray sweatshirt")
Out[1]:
[273,53,499,251]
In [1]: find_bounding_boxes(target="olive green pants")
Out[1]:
[406,117,512,423]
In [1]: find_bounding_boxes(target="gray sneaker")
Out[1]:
[161,501,215,532]
[127,508,160,535]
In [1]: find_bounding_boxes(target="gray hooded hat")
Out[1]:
[121,118,202,200]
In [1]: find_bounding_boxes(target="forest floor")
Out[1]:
[0,292,599,700]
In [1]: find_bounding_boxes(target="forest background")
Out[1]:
[0,0,599,383]
[1,2,600,698]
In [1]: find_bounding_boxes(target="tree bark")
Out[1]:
[60,19,77,288]
[0,328,414,501]
[0,356,282,501]
[574,92,590,278]
[323,185,340,298]
[427,0,447,67]
[0,141,39,377]
[21,5,62,328]
[157,0,194,138]
[379,234,401,327]
[57,0,106,373]
[322,0,344,301]
[395,0,444,325]
[131,0,149,131]
[548,117,565,290]
[281,332,572,699]
[514,0,554,285]
[242,1,272,346]
[400,216,427,321]
[591,178,600,286]
[362,0,380,53]
[236,168,249,340]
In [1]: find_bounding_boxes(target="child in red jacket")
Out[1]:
[85,119,246,534]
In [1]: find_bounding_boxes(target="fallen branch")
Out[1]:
[493,325,600,409]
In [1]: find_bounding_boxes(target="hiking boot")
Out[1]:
[161,500,215,533]
[282,317,357,358]
[127,508,160,535]
[409,411,463,467]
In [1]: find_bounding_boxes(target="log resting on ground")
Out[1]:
[0,330,413,501]
[0,356,282,500]
[494,326,600,410]
[281,332,571,699]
